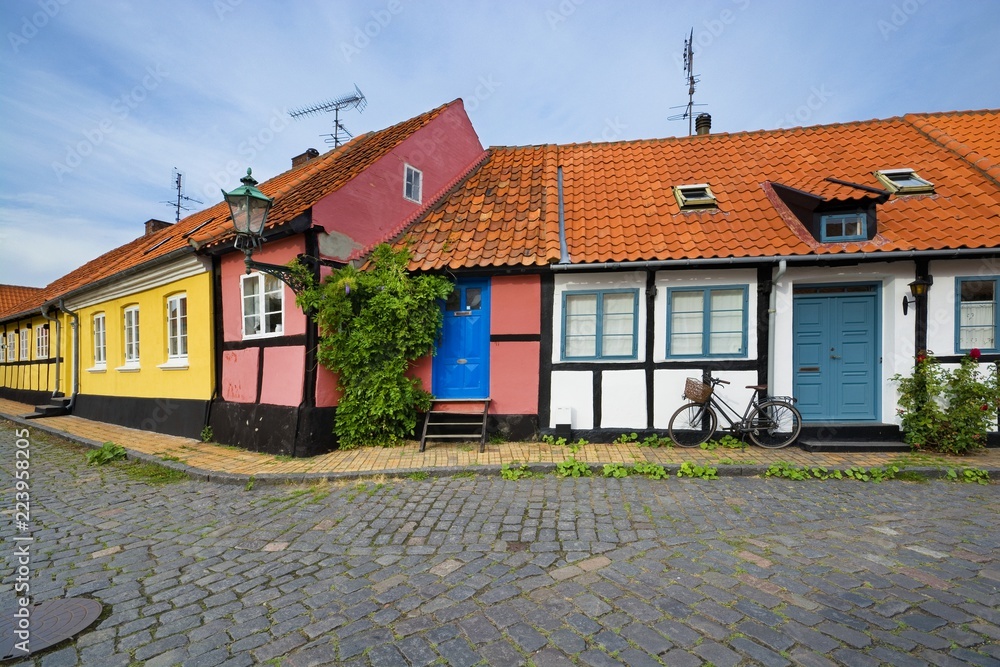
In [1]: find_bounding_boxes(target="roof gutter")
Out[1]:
[548,247,1000,271]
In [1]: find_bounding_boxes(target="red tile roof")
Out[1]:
[401,109,1000,271]
[0,285,44,319]
[1,101,460,321]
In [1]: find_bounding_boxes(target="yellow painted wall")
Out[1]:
[76,272,214,400]
[0,315,59,394]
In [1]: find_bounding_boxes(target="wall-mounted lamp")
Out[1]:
[902,276,932,315]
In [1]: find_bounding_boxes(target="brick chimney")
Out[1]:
[144,219,173,236]
[292,148,320,168]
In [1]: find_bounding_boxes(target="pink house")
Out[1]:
[191,100,487,455]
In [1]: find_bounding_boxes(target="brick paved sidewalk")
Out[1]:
[3,398,998,483]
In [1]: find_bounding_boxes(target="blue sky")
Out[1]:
[2,0,998,287]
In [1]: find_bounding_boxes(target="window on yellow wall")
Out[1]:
[35,324,49,359]
[167,294,188,359]
[19,328,29,360]
[93,313,107,367]
[5,331,15,362]
[123,306,140,367]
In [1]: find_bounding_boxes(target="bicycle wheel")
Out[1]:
[747,400,802,449]
[668,402,718,447]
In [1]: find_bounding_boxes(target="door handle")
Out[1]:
[830,355,841,360]
[457,359,467,365]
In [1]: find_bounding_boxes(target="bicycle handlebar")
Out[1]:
[710,378,730,385]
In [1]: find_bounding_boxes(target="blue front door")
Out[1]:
[793,285,879,421]
[433,279,490,399]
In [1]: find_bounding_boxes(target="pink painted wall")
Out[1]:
[221,349,259,402]
[311,102,486,262]
[259,346,304,406]
[491,275,540,335]
[220,235,307,342]
[491,341,540,414]
[315,367,342,407]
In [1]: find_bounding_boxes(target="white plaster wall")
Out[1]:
[652,369,758,429]
[653,268,759,362]
[771,262,912,425]
[552,272,647,364]
[601,369,646,428]
[925,258,1000,356]
[550,370,593,429]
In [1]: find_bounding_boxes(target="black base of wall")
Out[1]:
[487,414,538,442]
[0,387,52,407]
[73,395,209,440]
[208,401,338,457]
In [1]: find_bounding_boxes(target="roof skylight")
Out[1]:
[874,169,934,194]
[674,184,717,209]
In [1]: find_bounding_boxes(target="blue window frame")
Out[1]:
[821,212,867,242]
[956,277,999,353]
[666,286,748,358]
[562,289,638,360]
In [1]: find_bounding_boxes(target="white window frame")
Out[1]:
[241,273,284,339]
[166,294,188,360]
[956,276,999,353]
[5,331,16,362]
[119,306,140,371]
[404,164,422,203]
[35,324,49,359]
[19,328,29,361]
[91,313,107,371]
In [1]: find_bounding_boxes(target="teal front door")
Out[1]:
[433,279,490,399]
[793,285,879,421]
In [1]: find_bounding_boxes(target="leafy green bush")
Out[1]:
[200,425,213,443]
[893,350,999,455]
[295,245,453,448]
[602,463,630,478]
[639,434,672,448]
[614,433,638,444]
[632,462,669,479]
[86,442,126,466]
[946,467,990,485]
[677,462,718,479]
[500,463,533,480]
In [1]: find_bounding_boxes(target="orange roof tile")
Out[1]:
[400,110,1000,270]
[0,285,44,319]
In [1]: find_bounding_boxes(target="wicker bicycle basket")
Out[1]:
[683,377,713,403]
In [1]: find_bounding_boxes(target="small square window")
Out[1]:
[404,164,422,203]
[875,169,934,194]
[957,277,998,353]
[821,212,867,242]
[674,184,716,210]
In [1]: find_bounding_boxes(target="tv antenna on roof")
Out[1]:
[667,29,707,136]
[161,169,203,222]
[289,85,368,148]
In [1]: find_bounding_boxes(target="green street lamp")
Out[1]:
[222,168,273,254]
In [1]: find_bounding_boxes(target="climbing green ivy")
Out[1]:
[294,245,453,448]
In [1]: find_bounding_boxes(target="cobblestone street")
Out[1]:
[2,423,999,666]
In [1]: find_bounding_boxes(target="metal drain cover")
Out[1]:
[1,597,102,661]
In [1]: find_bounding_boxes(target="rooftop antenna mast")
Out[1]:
[161,169,203,223]
[289,85,368,148]
[667,29,706,136]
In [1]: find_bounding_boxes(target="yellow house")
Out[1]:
[0,219,217,438]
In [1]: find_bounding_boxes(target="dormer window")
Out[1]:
[875,169,934,194]
[404,164,422,203]
[674,183,716,210]
[821,212,867,242]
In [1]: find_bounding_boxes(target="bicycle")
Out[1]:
[667,377,803,449]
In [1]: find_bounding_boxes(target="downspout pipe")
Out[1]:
[767,260,787,397]
[39,305,61,398]
[57,299,80,409]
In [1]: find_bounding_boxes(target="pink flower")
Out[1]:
[916,354,926,363]
[970,348,981,360]
[982,404,990,411]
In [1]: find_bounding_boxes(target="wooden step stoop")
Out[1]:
[420,399,490,453]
